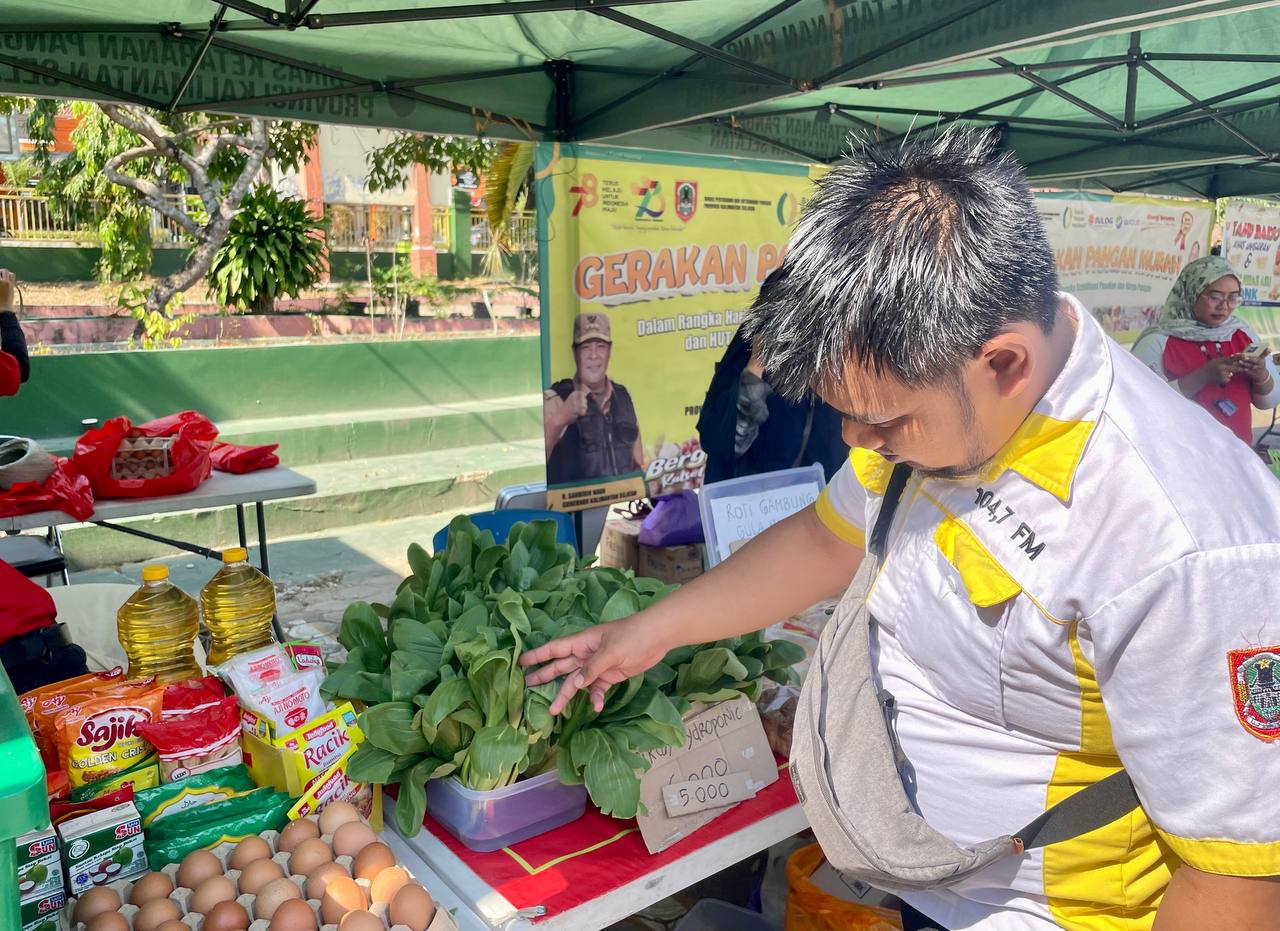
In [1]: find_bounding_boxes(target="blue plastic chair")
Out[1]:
[431,508,578,556]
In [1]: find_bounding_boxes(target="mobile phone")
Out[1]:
[1243,343,1270,360]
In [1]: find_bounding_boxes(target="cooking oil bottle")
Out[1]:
[201,547,277,665]
[116,565,202,682]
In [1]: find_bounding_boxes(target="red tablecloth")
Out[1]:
[419,759,798,920]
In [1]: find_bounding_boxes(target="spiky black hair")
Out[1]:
[746,128,1059,399]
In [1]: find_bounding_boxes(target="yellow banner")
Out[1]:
[536,143,816,512]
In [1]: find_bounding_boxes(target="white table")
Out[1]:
[386,798,808,931]
[5,468,315,635]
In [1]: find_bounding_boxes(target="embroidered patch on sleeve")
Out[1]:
[1229,647,1280,742]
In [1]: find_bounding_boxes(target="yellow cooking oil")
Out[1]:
[201,547,277,665]
[116,564,202,682]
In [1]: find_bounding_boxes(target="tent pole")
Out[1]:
[859,55,1131,90]
[1136,74,1280,129]
[991,56,1123,130]
[875,59,1123,145]
[589,7,805,91]
[546,60,575,141]
[218,0,285,26]
[300,0,702,29]
[194,34,543,131]
[1124,32,1140,129]
[168,5,227,113]
[815,0,1002,86]
[1138,61,1271,158]
[714,122,826,164]
[574,0,803,131]
[0,52,158,108]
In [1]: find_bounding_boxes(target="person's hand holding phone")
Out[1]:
[1237,344,1274,387]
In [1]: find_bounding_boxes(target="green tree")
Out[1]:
[365,132,494,193]
[2,96,318,320]
[208,185,327,314]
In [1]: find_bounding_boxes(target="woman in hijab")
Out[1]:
[1132,255,1280,444]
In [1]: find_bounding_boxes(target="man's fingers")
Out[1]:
[523,655,583,686]
[588,680,610,713]
[549,670,586,716]
[519,635,584,667]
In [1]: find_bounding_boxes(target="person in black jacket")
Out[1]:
[697,273,847,483]
[0,268,29,396]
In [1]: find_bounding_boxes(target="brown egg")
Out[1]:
[134,897,183,931]
[351,841,396,882]
[319,875,367,925]
[339,911,384,931]
[318,800,362,836]
[305,861,350,901]
[85,913,131,931]
[331,820,377,858]
[389,883,436,931]
[202,899,252,931]
[190,874,238,914]
[369,865,411,904]
[176,848,223,890]
[254,876,303,921]
[268,897,319,931]
[154,922,190,931]
[276,817,321,853]
[228,835,273,870]
[73,886,122,923]
[129,871,176,906]
[289,836,335,876]
[237,856,286,895]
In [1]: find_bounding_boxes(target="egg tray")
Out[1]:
[68,816,457,931]
[110,436,175,481]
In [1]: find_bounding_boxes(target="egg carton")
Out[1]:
[69,814,454,931]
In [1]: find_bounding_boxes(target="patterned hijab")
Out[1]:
[1139,255,1244,344]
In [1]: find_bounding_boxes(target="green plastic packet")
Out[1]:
[144,786,292,867]
[133,763,256,828]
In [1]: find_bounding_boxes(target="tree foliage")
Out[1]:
[208,185,327,313]
[366,131,494,193]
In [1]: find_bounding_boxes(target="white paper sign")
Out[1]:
[662,770,759,817]
[707,485,820,563]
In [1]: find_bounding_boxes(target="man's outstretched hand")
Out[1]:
[519,615,670,715]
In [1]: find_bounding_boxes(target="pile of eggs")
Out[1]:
[68,802,440,931]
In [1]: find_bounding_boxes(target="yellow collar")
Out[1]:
[980,413,1095,502]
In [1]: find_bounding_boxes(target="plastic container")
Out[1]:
[675,899,778,931]
[116,564,202,683]
[0,664,53,931]
[698,464,827,567]
[425,770,587,852]
[201,547,277,665]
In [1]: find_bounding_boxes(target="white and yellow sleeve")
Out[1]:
[1084,545,1280,876]
[814,449,889,551]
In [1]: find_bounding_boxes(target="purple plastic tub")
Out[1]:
[425,770,588,852]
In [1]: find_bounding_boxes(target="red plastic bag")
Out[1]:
[0,457,94,521]
[73,411,218,499]
[210,441,279,474]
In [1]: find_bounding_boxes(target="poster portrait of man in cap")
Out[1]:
[544,311,645,485]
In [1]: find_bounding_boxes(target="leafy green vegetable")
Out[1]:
[322,515,802,835]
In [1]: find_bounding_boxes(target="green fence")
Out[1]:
[5,336,542,442]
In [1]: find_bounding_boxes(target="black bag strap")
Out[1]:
[865,460,1140,848]
[789,399,817,470]
[1014,768,1139,851]
[868,463,912,558]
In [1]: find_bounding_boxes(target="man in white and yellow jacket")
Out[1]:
[522,130,1280,930]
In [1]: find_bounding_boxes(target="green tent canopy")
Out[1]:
[1,1,1277,195]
